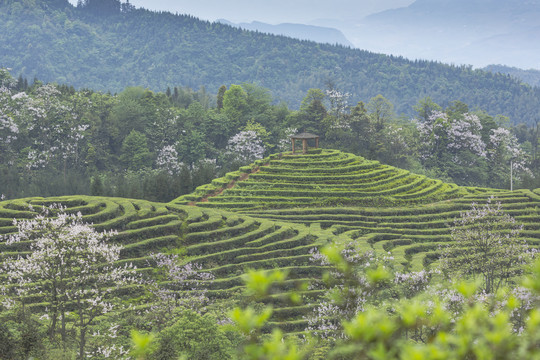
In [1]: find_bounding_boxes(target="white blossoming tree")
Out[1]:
[415,108,490,184]
[489,127,532,188]
[277,127,298,152]
[145,253,214,330]
[417,111,487,165]
[225,130,265,164]
[0,206,138,358]
[324,88,351,131]
[0,86,20,165]
[440,197,535,294]
[156,143,184,175]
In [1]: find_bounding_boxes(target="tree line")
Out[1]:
[0,68,538,201]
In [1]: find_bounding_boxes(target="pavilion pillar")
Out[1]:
[292,138,295,154]
[315,137,319,148]
[302,139,307,154]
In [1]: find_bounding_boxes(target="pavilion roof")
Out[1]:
[290,132,319,139]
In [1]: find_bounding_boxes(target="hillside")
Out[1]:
[175,149,540,272]
[484,65,540,88]
[174,149,493,209]
[2,149,539,337]
[0,196,329,333]
[1,0,540,123]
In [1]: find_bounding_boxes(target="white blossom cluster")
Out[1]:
[386,126,408,150]
[416,111,486,164]
[416,110,531,176]
[278,127,298,152]
[87,324,130,359]
[308,247,330,266]
[0,205,140,356]
[305,300,344,340]
[308,246,377,268]
[156,143,184,175]
[0,68,17,89]
[0,115,19,143]
[424,284,539,333]
[306,245,387,338]
[0,82,90,169]
[225,130,265,163]
[144,253,215,328]
[506,286,539,333]
[1,209,138,299]
[60,124,90,160]
[326,89,351,115]
[0,86,21,162]
[489,127,532,176]
[192,158,218,172]
[446,113,486,158]
[394,269,431,297]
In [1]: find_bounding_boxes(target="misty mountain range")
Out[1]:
[219,0,540,72]
[216,20,354,47]
[344,0,540,70]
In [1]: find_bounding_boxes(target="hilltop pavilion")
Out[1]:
[290,132,319,154]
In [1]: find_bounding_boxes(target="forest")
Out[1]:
[1,0,540,124]
[1,68,538,201]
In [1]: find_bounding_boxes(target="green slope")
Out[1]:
[174,149,540,271]
[0,196,330,332]
[1,150,539,334]
[172,149,490,209]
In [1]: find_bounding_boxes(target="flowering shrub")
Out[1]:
[144,253,214,330]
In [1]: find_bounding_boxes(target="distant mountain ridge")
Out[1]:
[1,0,540,124]
[216,19,353,47]
[483,65,540,88]
[353,0,540,69]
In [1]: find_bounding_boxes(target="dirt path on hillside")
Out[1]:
[187,163,268,205]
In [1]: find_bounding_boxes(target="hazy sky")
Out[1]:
[67,0,414,24]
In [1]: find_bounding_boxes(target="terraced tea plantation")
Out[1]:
[0,196,330,332]
[1,149,539,335]
[174,149,490,210]
[174,149,540,272]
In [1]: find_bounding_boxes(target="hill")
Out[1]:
[1,149,539,337]
[0,196,329,333]
[175,148,540,272]
[1,0,540,124]
[173,149,487,209]
[484,65,540,88]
